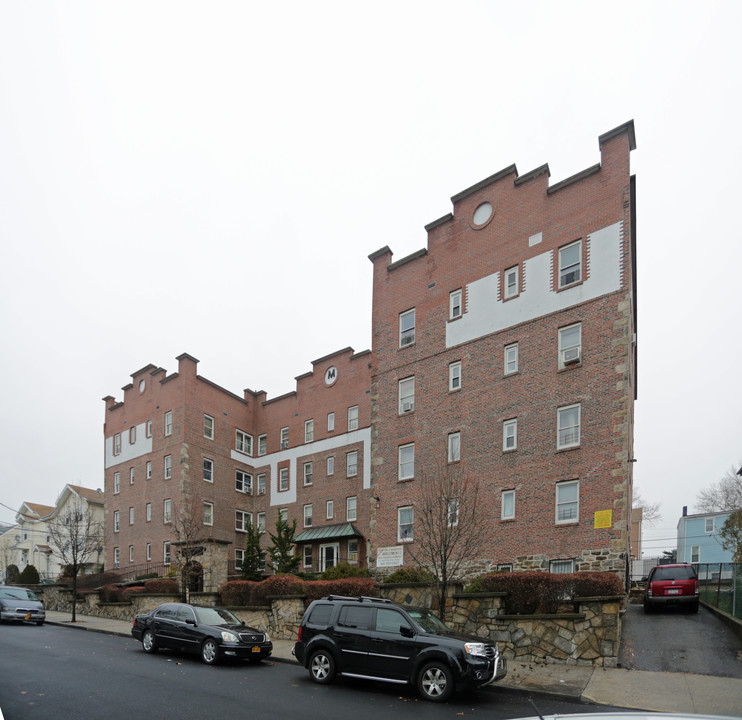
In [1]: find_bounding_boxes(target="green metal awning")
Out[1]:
[293,523,363,544]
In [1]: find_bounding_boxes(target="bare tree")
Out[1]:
[632,487,662,526]
[170,495,214,602]
[407,461,489,622]
[695,464,742,513]
[48,498,103,622]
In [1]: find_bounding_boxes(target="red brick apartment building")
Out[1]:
[103,120,637,589]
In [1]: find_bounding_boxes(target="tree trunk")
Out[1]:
[71,568,78,623]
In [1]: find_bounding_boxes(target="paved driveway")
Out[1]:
[619,603,742,678]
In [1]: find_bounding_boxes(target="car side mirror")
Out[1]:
[186,618,197,625]
[400,625,414,638]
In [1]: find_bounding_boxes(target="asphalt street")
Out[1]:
[0,623,629,720]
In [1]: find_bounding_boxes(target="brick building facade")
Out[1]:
[103,121,637,587]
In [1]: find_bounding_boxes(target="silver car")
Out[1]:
[0,586,46,625]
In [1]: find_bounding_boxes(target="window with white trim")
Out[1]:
[503,419,517,451]
[164,411,172,436]
[691,546,700,563]
[346,496,357,522]
[447,499,459,527]
[559,240,582,287]
[113,472,120,494]
[398,506,414,542]
[347,406,359,431]
[279,467,289,491]
[146,543,152,561]
[203,502,213,526]
[398,443,415,480]
[280,427,289,449]
[501,490,515,520]
[278,507,288,523]
[398,377,415,414]
[129,507,134,525]
[449,361,462,391]
[129,426,136,444]
[705,518,715,533]
[258,434,267,455]
[235,549,245,571]
[163,499,172,523]
[327,456,335,475]
[146,503,152,522]
[146,419,152,438]
[257,473,266,495]
[146,461,152,479]
[504,343,518,375]
[399,308,416,347]
[164,455,172,479]
[326,500,334,519]
[557,404,581,449]
[559,323,582,368]
[504,266,519,298]
[550,559,575,574]
[348,539,359,564]
[346,451,358,477]
[163,541,171,565]
[114,547,120,568]
[235,470,252,494]
[236,430,253,455]
[204,414,214,440]
[304,419,314,443]
[257,512,265,532]
[556,480,579,524]
[303,504,313,527]
[130,467,135,484]
[448,432,461,463]
[303,462,313,485]
[303,545,312,569]
[235,510,252,532]
[113,433,121,456]
[450,289,462,319]
[113,510,120,532]
[327,412,335,432]
[203,458,214,482]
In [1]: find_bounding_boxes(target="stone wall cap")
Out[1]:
[495,613,586,621]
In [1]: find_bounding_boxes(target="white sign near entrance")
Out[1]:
[376,545,404,568]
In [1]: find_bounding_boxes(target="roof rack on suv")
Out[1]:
[325,595,392,604]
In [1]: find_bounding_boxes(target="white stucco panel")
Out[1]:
[446,221,623,348]
[104,423,153,468]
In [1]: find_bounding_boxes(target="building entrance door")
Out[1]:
[320,543,339,572]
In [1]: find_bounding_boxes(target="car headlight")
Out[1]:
[464,642,488,657]
[263,632,270,643]
[221,631,239,643]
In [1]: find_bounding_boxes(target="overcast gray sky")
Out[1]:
[1,1,740,556]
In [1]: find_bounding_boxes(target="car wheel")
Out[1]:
[690,602,700,613]
[36,621,44,626]
[141,629,158,654]
[201,638,220,665]
[308,649,336,684]
[417,661,454,702]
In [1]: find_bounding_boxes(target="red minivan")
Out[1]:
[643,563,700,613]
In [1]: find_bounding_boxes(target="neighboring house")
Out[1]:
[631,507,643,560]
[103,121,637,588]
[677,508,734,565]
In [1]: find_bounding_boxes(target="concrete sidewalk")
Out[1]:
[44,611,742,716]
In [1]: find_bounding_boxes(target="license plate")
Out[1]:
[251,646,261,653]
[25,612,32,620]
[667,588,680,595]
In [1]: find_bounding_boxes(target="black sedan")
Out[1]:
[131,602,272,665]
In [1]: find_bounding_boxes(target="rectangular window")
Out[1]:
[327,412,335,432]
[504,343,518,375]
[448,432,461,463]
[164,411,172,436]
[146,461,152,480]
[163,541,171,565]
[327,456,335,475]
[691,546,700,563]
[705,518,715,533]
[129,507,134,525]
[501,490,515,520]
[235,510,252,532]
[303,462,313,485]
[280,427,289,449]
[129,467,135,484]
[164,455,172,479]
[398,506,414,542]
[304,419,314,443]
[447,499,459,527]
[557,404,581,449]
[146,503,152,522]
[129,545,134,563]
[204,414,214,439]
[346,451,358,477]
[497,563,513,572]
[303,546,312,569]
[163,499,172,523]
[450,289,462,319]
[279,467,289,491]
[203,502,213,526]
[399,308,416,347]
[503,419,517,451]
[559,239,582,287]
[346,496,357,522]
[257,512,265,532]
[550,559,575,574]
[146,543,152,561]
[348,539,359,564]
[129,426,136,444]
[504,266,519,298]
[398,443,414,481]
[203,458,214,482]
[235,549,245,571]
[113,547,120,568]
[303,504,313,528]
[556,480,579,524]
[113,510,120,532]
[278,508,288,523]
[398,376,415,414]
[257,473,266,495]
[113,433,121,456]
[559,322,582,368]
[235,470,253,494]
[258,434,267,456]
[347,406,359,431]
[326,500,334,519]
[113,472,120,494]
[449,361,462,391]
[236,430,253,455]
[146,419,152,438]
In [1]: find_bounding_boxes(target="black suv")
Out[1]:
[293,595,507,702]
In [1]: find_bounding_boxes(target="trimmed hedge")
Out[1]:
[219,576,378,606]
[304,578,377,602]
[381,567,434,584]
[220,580,263,606]
[143,578,179,594]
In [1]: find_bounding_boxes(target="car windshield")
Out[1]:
[0,588,38,601]
[194,607,241,625]
[652,566,696,581]
[407,608,451,633]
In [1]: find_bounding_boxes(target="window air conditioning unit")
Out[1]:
[348,552,358,563]
[258,490,265,495]
[401,333,414,346]
[562,347,581,365]
[280,440,289,449]
[401,401,414,413]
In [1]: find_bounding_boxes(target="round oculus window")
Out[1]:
[139,380,146,393]
[473,201,493,226]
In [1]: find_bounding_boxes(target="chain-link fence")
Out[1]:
[696,563,741,620]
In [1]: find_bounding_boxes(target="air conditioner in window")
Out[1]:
[400,333,415,346]
[280,440,289,449]
[401,401,414,413]
[562,347,581,365]
[348,552,358,563]
[258,490,265,495]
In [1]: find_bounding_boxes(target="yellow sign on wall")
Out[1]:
[594,510,612,529]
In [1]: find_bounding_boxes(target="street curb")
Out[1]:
[45,619,131,639]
